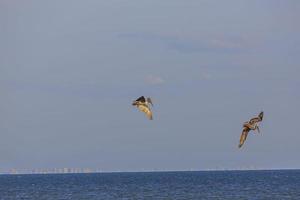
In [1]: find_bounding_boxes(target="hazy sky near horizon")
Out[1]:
[1,0,299,172]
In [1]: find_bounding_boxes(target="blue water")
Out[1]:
[0,170,299,199]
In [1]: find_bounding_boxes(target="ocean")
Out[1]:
[0,170,299,199]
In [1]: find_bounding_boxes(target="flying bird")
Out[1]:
[238,111,264,148]
[132,96,153,120]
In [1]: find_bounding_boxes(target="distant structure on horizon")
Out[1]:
[1,168,100,175]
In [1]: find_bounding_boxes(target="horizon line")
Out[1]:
[1,168,300,175]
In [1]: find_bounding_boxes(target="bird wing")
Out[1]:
[147,97,153,106]
[137,104,153,120]
[238,127,250,148]
[135,96,146,103]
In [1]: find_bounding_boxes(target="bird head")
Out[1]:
[259,111,264,120]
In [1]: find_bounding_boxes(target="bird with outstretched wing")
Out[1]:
[132,96,153,120]
[238,111,264,148]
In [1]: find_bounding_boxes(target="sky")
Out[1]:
[0,0,299,172]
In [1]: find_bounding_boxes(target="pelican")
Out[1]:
[132,96,153,120]
[238,111,264,148]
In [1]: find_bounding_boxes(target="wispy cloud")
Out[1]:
[210,38,244,49]
[145,75,165,85]
[118,32,246,54]
[199,72,212,80]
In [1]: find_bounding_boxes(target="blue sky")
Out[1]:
[0,0,299,172]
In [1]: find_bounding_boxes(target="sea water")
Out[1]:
[0,170,299,199]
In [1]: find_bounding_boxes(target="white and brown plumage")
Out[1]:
[238,111,264,148]
[132,96,153,120]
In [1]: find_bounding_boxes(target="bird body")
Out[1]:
[132,96,153,120]
[238,112,264,148]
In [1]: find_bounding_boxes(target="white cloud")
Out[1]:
[197,72,212,80]
[145,75,165,85]
[200,72,212,80]
[210,38,244,49]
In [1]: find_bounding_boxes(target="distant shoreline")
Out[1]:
[1,168,299,176]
